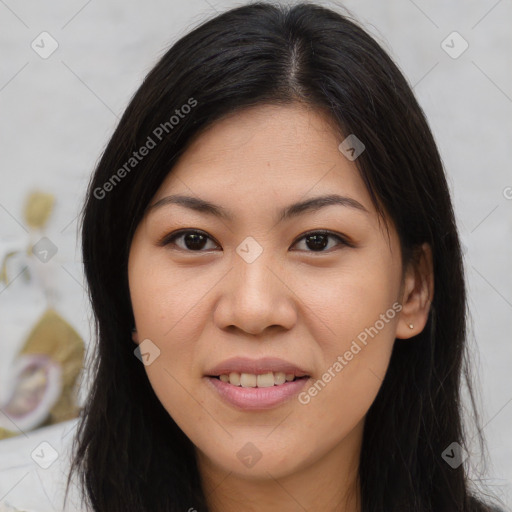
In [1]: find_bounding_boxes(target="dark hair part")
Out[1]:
[67,2,503,511]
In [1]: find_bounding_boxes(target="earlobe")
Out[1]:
[132,327,139,344]
[396,243,434,339]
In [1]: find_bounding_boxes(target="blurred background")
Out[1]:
[0,0,511,510]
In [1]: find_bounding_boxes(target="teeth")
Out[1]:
[229,372,240,386]
[240,373,257,387]
[218,371,301,387]
[256,372,274,388]
[274,372,286,385]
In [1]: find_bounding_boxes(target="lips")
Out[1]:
[206,374,310,410]
[204,356,310,378]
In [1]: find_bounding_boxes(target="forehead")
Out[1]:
[151,103,374,217]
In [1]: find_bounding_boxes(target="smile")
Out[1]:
[205,374,310,411]
[214,371,307,387]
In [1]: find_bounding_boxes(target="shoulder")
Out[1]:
[0,419,84,512]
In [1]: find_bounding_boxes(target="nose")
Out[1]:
[213,250,297,336]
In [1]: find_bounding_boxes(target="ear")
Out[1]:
[132,327,139,344]
[396,243,434,339]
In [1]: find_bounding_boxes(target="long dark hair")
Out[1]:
[66,2,503,511]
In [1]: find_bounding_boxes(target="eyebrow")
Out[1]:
[147,193,369,223]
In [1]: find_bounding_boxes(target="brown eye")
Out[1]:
[159,229,353,253]
[160,230,219,252]
[292,230,352,253]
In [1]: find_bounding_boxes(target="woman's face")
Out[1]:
[128,103,417,487]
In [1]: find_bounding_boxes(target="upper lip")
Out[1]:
[205,357,310,377]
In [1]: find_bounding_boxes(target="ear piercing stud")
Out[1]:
[408,324,414,329]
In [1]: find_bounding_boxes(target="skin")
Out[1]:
[128,103,433,512]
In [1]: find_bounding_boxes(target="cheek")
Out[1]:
[129,247,212,341]
[129,265,205,435]
[128,251,216,423]
[296,251,400,417]
[301,249,401,354]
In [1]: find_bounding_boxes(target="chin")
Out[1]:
[197,437,311,480]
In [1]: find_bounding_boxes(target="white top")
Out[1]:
[0,418,86,512]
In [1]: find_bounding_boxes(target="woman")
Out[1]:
[67,2,505,511]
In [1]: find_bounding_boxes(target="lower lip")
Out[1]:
[205,376,310,411]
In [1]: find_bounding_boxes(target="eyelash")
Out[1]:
[158,229,355,253]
